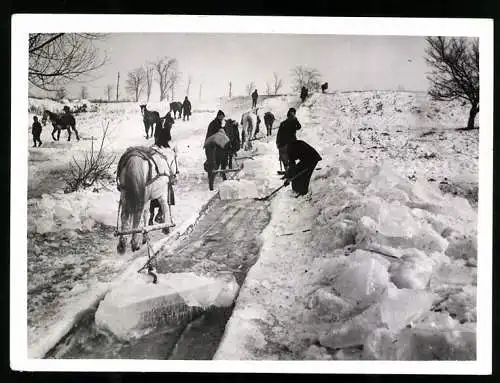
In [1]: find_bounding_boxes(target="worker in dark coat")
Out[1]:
[32,116,42,147]
[206,110,226,139]
[284,139,322,196]
[182,96,192,121]
[300,86,309,102]
[264,111,275,136]
[251,89,258,108]
[156,112,174,145]
[204,110,230,190]
[276,108,301,171]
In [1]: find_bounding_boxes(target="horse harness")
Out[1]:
[116,146,176,192]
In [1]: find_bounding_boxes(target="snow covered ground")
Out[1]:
[214,91,479,361]
[26,90,480,361]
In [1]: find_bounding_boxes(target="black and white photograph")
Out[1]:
[10,15,493,374]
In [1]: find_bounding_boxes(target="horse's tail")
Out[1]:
[121,156,146,214]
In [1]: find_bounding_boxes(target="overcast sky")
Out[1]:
[29,33,432,101]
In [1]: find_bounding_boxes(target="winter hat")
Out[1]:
[287,108,296,117]
[217,110,225,118]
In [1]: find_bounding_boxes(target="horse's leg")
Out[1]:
[130,208,143,252]
[158,195,172,234]
[144,121,149,138]
[57,128,61,141]
[67,127,71,142]
[72,124,80,141]
[117,196,129,254]
[148,201,155,226]
[142,206,151,245]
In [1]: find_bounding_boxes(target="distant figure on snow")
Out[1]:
[182,96,192,121]
[251,89,258,108]
[284,139,322,197]
[276,107,301,172]
[263,111,275,136]
[32,116,42,147]
[300,86,309,102]
[321,82,328,93]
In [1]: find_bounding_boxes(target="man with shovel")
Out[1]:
[283,139,322,197]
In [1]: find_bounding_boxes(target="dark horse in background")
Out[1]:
[42,108,80,141]
[140,104,162,139]
[169,102,183,119]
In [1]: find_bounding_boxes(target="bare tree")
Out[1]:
[272,72,283,95]
[290,66,322,93]
[425,36,479,129]
[55,87,67,100]
[265,82,271,95]
[153,57,178,101]
[170,70,181,101]
[246,81,256,96]
[80,86,88,100]
[29,33,108,91]
[105,84,113,102]
[66,122,116,192]
[126,67,146,102]
[144,63,155,102]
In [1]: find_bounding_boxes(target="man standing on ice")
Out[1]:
[276,108,302,173]
[284,139,322,197]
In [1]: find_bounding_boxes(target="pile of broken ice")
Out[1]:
[307,161,477,360]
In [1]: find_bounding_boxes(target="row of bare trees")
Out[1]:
[242,67,322,98]
[123,57,181,102]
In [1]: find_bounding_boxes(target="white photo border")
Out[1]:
[11,14,494,374]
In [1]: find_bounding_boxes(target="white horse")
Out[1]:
[240,108,261,151]
[116,140,179,254]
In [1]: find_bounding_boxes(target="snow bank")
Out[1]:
[95,271,239,341]
[214,90,478,361]
[28,189,120,234]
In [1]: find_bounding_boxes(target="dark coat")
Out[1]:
[276,117,302,148]
[183,99,192,115]
[206,118,223,139]
[264,112,275,126]
[300,87,308,101]
[32,121,42,136]
[286,140,322,195]
[156,113,174,143]
[252,90,258,100]
[224,120,241,155]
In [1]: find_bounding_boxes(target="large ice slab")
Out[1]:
[218,180,259,200]
[95,271,239,340]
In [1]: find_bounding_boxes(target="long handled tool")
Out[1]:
[255,167,309,201]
